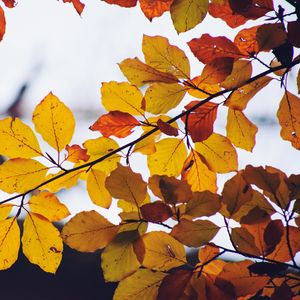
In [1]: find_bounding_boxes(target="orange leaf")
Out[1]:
[198,244,220,264]
[139,0,173,20]
[140,201,173,223]
[103,0,137,7]
[157,269,193,300]
[187,76,221,98]
[182,101,218,143]
[234,26,260,56]
[90,111,139,138]
[63,0,85,15]
[188,34,245,64]
[157,119,178,137]
[65,144,89,163]
[0,7,6,42]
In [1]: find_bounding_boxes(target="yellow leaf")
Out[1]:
[61,210,119,252]
[187,76,220,99]
[22,213,62,273]
[101,230,141,282]
[144,83,186,114]
[105,164,147,206]
[0,218,20,270]
[225,76,272,111]
[32,92,75,152]
[277,91,300,150]
[195,133,238,173]
[143,35,190,79]
[118,57,178,87]
[87,169,112,208]
[181,150,217,192]
[113,269,166,300]
[41,169,83,193]
[170,0,208,33]
[101,81,144,116]
[0,158,48,193]
[148,138,187,177]
[226,109,258,152]
[0,204,13,221]
[221,60,252,89]
[171,218,219,247]
[138,231,186,271]
[83,137,120,174]
[0,117,42,158]
[29,191,70,222]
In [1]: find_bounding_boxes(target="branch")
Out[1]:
[1,58,300,206]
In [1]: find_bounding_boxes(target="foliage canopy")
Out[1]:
[1,0,300,299]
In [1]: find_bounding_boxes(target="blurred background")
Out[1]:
[0,0,299,299]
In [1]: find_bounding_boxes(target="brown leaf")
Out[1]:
[140,201,173,223]
[188,34,244,64]
[90,111,139,138]
[288,21,300,48]
[157,269,193,300]
[157,119,178,137]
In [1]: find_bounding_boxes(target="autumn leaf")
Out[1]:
[29,191,70,222]
[277,91,300,150]
[187,76,220,98]
[143,35,190,78]
[0,117,42,158]
[101,230,141,282]
[139,0,173,20]
[61,210,119,252]
[157,269,193,300]
[225,76,272,110]
[86,169,112,208]
[140,201,173,223]
[101,81,144,116]
[188,34,244,64]
[148,175,192,204]
[171,218,219,247]
[288,21,300,48]
[90,111,140,138]
[118,57,178,87]
[63,0,85,15]
[113,269,166,300]
[0,218,20,270]
[181,150,217,192]
[2,0,16,8]
[234,25,260,56]
[157,119,178,137]
[170,0,208,33]
[33,92,75,153]
[0,7,5,42]
[103,0,137,7]
[182,101,218,143]
[198,244,220,264]
[105,164,147,206]
[148,138,187,176]
[185,190,221,217]
[22,213,63,273]
[195,133,238,173]
[137,231,186,271]
[144,83,186,114]
[0,158,48,193]
[0,204,12,220]
[221,60,252,89]
[65,144,89,163]
[226,109,258,152]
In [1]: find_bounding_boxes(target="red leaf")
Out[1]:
[2,0,16,8]
[140,201,173,223]
[188,34,245,64]
[90,111,139,138]
[0,6,6,42]
[182,101,218,142]
[103,0,137,7]
[139,0,173,21]
[63,0,85,15]
[157,269,193,300]
[288,21,300,48]
[157,119,178,137]
[65,144,90,163]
